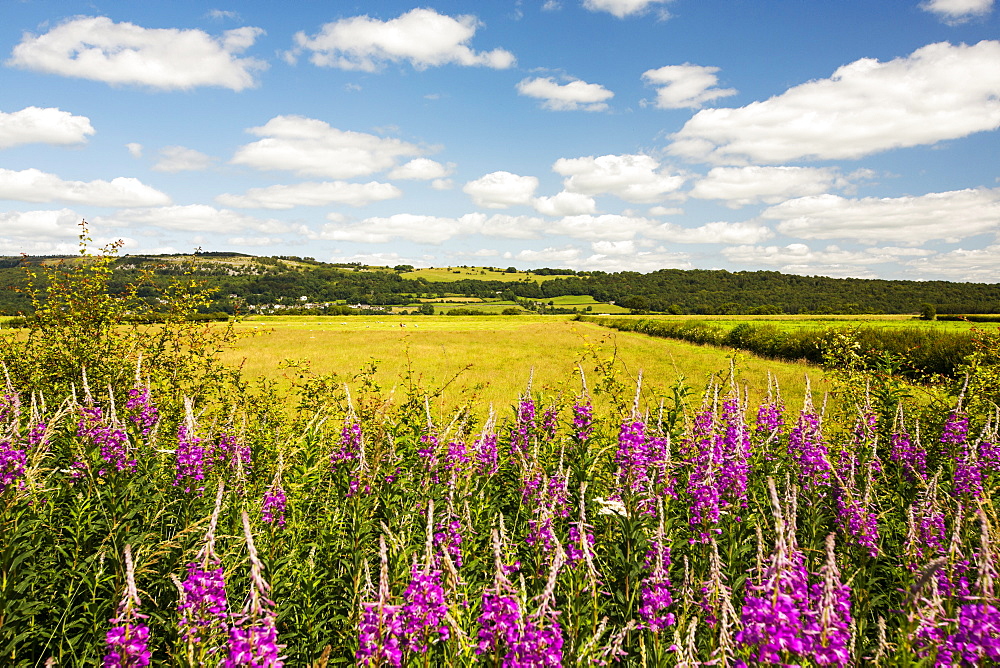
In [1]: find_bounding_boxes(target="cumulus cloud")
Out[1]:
[669,40,1000,164]
[328,251,430,268]
[0,106,95,149]
[231,115,424,179]
[463,171,539,208]
[582,0,672,18]
[922,0,994,24]
[95,204,291,233]
[8,16,266,90]
[288,8,515,71]
[388,158,454,180]
[216,181,402,209]
[722,243,936,278]
[0,168,171,207]
[125,142,143,158]
[511,245,691,272]
[905,244,1000,281]
[153,146,215,173]
[227,236,282,247]
[0,208,81,240]
[642,64,736,109]
[313,212,552,244]
[762,187,1000,244]
[689,166,847,208]
[553,154,686,203]
[532,191,598,216]
[516,77,614,111]
[648,221,774,244]
[551,214,658,241]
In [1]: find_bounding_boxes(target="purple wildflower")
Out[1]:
[178,561,230,643]
[79,405,135,475]
[175,423,207,493]
[332,422,362,466]
[890,428,926,482]
[510,397,537,455]
[262,483,287,527]
[788,409,832,493]
[400,565,450,653]
[103,546,151,668]
[225,512,284,667]
[638,539,675,632]
[357,603,404,667]
[572,400,593,441]
[0,439,27,493]
[124,387,159,436]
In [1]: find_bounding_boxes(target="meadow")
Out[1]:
[227,315,815,412]
[4,256,1000,668]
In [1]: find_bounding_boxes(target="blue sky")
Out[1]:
[1,0,998,281]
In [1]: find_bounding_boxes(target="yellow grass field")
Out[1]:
[225,315,820,414]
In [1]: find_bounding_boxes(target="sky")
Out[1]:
[1,0,999,281]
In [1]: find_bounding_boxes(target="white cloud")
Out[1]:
[312,212,549,244]
[314,213,481,244]
[125,142,143,158]
[388,158,454,180]
[153,146,215,173]
[0,107,95,149]
[904,244,1000,281]
[648,221,774,244]
[8,17,266,90]
[0,208,81,240]
[670,40,1000,164]
[0,168,171,207]
[689,166,847,208]
[551,214,656,241]
[516,77,614,111]
[95,205,291,233]
[431,178,455,190]
[231,115,424,179]
[648,206,683,216]
[762,187,1000,244]
[553,154,686,203]
[514,246,583,264]
[533,191,598,216]
[722,243,936,278]
[513,244,692,272]
[216,181,402,209]
[328,251,430,268]
[641,64,736,109]
[583,0,671,18]
[463,171,539,208]
[227,236,282,247]
[922,0,994,24]
[591,240,637,255]
[289,8,515,71]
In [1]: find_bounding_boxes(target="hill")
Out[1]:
[0,254,997,316]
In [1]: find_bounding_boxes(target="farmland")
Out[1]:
[4,256,1000,667]
[226,315,816,411]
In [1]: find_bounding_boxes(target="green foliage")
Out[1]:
[919,302,937,320]
[0,224,243,402]
[583,315,979,382]
[4,247,1000,667]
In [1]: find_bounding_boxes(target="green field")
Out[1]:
[630,313,994,333]
[229,315,819,412]
[400,266,574,283]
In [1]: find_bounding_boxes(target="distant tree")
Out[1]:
[394,264,414,272]
[418,302,435,315]
[919,303,937,320]
[505,266,518,273]
[502,307,520,315]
